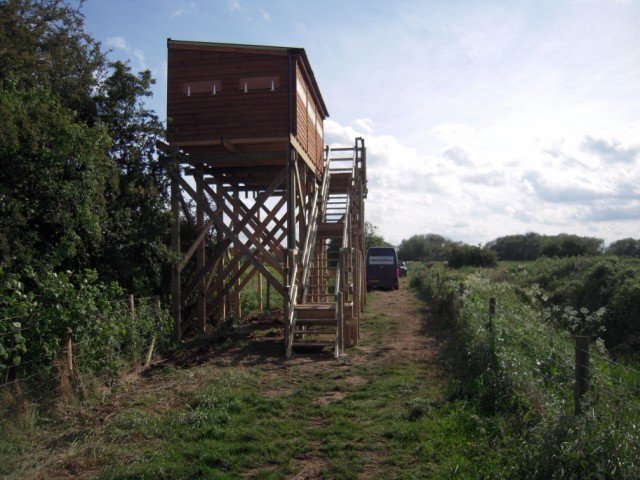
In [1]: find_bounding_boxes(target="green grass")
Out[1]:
[410,264,640,479]
[1,279,508,479]
[10,268,638,479]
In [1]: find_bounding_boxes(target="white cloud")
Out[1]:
[324,116,640,246]
[105,36,147,71]
[106,36,127,51]
[170,2,197,19]
[133,49,147,70]
[352,118,373,134]
[228,0,241,11]
[261,9,271,21]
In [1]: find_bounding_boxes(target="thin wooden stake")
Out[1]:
[145,297,161,369]
[574,335,590,415]
[129,294,138,364]
[66,336,73,372]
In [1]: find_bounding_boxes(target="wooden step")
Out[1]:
[329,173,351,193]
[317,222,344,238]
[295,303,336,319]
[296,318,336,326]
[292,341,335,348]
[294,328,336,335]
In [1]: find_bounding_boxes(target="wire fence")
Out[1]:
[0,295,172,416]
[427,270,640,421]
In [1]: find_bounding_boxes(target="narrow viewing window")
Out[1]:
[315,114,323,136]
[182,80,222,96]
[297,83,308,105]
[239,76,280,93]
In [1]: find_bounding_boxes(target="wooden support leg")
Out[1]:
[196,165,207,332]
[232,252,241,320]
[216,183,226,320]
[171,171,182,341]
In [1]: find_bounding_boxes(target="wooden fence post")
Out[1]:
[145,297,161,369]
[488,297,496,333]
[489,297,496,318]
[128,294,137,365]
[66,336,73,372]
[574,335,590,415]
[128,294,135,315]
[487,297,497,368]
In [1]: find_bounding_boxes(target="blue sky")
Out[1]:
[83,0,640,245]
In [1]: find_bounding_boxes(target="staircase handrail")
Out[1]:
[300,147,331,299]
[286,148,332,357]
[299,188,319,294]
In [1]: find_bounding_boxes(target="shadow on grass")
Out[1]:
[149,312,339,376]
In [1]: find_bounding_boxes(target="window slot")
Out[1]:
[239,76,280,92]
[182,80,222,95]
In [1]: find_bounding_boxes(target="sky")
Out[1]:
[83,0,640,246]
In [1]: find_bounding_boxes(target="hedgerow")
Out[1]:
[410,259,640,478]
[0,267,172,402]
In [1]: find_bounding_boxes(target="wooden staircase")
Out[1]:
[285,138,367,358]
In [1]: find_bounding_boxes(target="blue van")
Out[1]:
[366,247,399,291]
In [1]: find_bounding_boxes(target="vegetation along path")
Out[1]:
[6,276,484,479]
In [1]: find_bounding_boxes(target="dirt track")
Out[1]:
[18,281,445,479]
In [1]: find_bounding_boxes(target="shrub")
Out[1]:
[409,265,640,478]
[446,244,497,269]
[0,267,172,394]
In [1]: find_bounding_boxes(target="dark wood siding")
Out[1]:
[167,47,290,143]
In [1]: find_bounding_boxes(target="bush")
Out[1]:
[516,256,640,354]
[0,267,172,394]
[409,265,640,478]
[446,244,497,269]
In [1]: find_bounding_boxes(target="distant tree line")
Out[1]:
[395,232,640,268]
[486,233,640,261]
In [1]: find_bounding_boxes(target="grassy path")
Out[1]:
[7,280,465,479]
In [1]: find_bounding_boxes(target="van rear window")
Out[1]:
[368,256,395,265]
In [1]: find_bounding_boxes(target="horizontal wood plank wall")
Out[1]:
[167,48,290,143]
[293,64,324,171]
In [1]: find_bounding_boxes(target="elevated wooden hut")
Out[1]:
[164,40,366,357]
[167,39,328,175]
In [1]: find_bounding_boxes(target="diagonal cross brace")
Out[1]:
[171,168,287,297]
[199,180,284,276]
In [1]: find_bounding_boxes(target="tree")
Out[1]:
[0,0,105,120]
[364,221,389,250]
[485,232,543,261]
[0,0,171,295]
[607,238,640,258]
[0,83,114,272]
[398,234,450,261]
[541,234,603,258]
[93,61,170,295]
